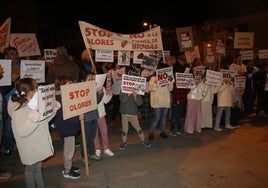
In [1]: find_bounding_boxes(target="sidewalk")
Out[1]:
[1,116,268,188]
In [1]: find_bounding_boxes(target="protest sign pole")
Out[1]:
[80,114,90,176]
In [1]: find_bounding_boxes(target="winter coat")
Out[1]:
[55,93,81,138]
[148,76,173,108]
[8,99,57,165]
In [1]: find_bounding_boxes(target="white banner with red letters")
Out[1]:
[79,21,163,51]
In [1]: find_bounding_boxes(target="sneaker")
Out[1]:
[104,149,114,156]
[95,150,101,157]
[3,150,12,156]
[141,140,151,148]
[148,133,154,140]
[63,169,80,179]
[62,166,80,174]
[225,125,235,129]
[176,130,186,135]
[71,166,80,172]
[119,142,127,150]
[0,169,12,179]
[159,132,168,139]
[170,131,177,137]
[214,127,223,132]
[89,154,102,161]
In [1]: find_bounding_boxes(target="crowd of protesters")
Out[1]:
[0,46,268,186]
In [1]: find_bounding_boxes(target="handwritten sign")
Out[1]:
[38,84,55,121]
[234,76,246,90]
[205,70,223,87]
[10,33,41,57]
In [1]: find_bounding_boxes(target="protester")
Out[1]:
[79,71,102,162]
[46,46,80,84]
[170,54,189,136]
[7,78,60,187]
[214,79,236,131]
[119,91,151,149]
[0,92,12,179]
[184,60,206,134]
[0,46,20,156]
[148,62,173,140]
[54,76,81,179]
[94,87,114,157]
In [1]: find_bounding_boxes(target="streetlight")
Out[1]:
[142,21,158,30]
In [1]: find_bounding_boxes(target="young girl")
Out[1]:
[94,87,114,157]
[54,76,81,179]
[7,78,60,188]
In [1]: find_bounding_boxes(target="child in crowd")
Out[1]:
[79,71,103,161]
[94,86,114,157]
[119,91,151,149]
[214,79,236,131]
[7,78,60,188]
[54,76,81,179]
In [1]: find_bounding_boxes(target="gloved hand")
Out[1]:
[27,110,40,123]
[54,101,61,110]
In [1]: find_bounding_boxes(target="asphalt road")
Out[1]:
[1,115,268,188]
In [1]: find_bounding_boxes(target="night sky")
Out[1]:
[1,0,268,33]
[38,0,268,33]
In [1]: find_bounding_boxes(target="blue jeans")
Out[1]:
[25,161,44,188]
[170,104,184,132]
[3,115,15,152]
[214,107,231,128]
[150,108,168,133]
[80,119,98,157]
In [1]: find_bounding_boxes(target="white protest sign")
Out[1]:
[121,74,146,95]
[156,67,174,86]
[205,70,223,87]
[20,60,45,83]
[175,73,194,88]
[38,84,55,121]
[0,60,12,86]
